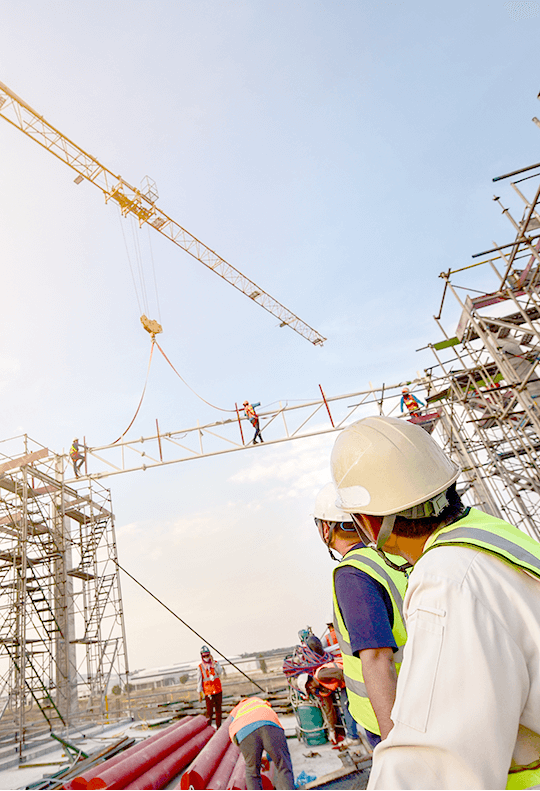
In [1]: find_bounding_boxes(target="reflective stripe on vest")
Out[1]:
[332,548,408,735]
[424,508,540,581]
[229,697,281,742]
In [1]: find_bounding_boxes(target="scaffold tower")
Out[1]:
[422,166,540,540]
[0,435,129,755]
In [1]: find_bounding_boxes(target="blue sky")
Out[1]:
[0,0,539,670]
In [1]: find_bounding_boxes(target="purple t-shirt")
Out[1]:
[334,546,397,655]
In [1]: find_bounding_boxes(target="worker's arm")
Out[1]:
[359,647,397,740]
[196,667,202,695]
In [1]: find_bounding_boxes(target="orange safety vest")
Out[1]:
[402,393,421,412]
[199,661,222,696]
[314,659,345,695]
[229,697,282,743]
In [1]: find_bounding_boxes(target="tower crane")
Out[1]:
[0,81,326,346]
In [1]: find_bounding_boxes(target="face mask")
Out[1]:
[202,655,211,663]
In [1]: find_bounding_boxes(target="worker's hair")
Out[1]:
[392,484,463,538]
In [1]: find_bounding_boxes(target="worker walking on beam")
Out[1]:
[197,645,223,729]
[243,401,264,444]
[229,697,294,790]
[69,438,85,478]
[313,483,408,749]
[331,416,540,790]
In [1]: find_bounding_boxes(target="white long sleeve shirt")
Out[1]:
[368,545,540,790]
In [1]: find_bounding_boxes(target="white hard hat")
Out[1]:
[296,673,310,696]
[331,416,459,518]
[313,483,353,523]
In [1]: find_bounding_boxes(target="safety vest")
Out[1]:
[402,393,421,412]
[69,442,80,459]
[199,660,222,696]
[424,508,540,790]
[229,697,282,743]
[332,548,408,735]
[314,659,344,695]
[244,404,258,424]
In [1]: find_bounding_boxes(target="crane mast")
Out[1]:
[0,80,326,346]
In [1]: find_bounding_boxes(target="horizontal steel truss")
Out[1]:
[0,80,325,346]
[74,384,413,481]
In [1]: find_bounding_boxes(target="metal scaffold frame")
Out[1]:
[0,436,130,755]
[420,166,540,541]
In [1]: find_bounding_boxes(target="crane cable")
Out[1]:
[154,340,236,413]
[111,340,155,445]
[112,557,266,693]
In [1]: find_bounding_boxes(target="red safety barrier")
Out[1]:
[124,726,214,790]
[179,717,232,789]
[227,754,246,790]
[66,716,200,789]
[85,716,209,790]
[206,741,240,790]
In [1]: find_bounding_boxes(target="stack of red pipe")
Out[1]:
[178,718,278,790]
[63,715,213,790]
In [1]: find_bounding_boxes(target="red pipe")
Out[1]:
[206,741,240,790]
[227,754,246,790]
[261,759,275,790]
[86,716,209,790]
[123,726,214,790]
[66,717,198,789]
[179,716,232,789]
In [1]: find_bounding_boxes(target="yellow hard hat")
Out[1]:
[331,416,459,518]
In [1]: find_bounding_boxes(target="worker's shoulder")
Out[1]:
[413,543,540,600]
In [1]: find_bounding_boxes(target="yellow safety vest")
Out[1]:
[332,547,408,735]
[424,508,540,790]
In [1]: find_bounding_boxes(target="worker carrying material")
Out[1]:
[400,387,425,415]
[243,401,264,444]
[229,697,294,790]
[313,482,408,749]
[331,415,540,789]
[296,658,360,746]
[197,645,223,729]
[69,438,85,478]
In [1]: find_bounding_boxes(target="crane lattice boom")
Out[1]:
[0,80,326,346]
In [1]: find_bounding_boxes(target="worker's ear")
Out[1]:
[321,521,331,543]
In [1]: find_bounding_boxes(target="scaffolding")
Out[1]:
[0,435,129,756]
[420,167,540,540]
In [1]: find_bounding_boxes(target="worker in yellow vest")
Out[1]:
[69,438,85,478]
[197,645,223,728]
[229,697,294,790]
[313,482,408,749]
[331,415,540,790]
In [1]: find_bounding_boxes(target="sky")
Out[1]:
[0,0,539,672]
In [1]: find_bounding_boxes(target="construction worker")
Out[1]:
[400,386,425,415]
[243,401,264,444]
[331,415,540,789]
[313,482,408,749]
[296,658,360,745]
[229,696,294,790]
[197,645,223,729]
[69,438,85,478]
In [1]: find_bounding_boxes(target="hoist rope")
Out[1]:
[111,341,155,444]
[112,558,266,693]
[117,208,143,315]
[130,215,149,315]
[154,340,236,413]
[147,224,162,323]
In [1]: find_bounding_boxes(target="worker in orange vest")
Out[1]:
[243,401,264,444]
[297,659,360,746]
[197,645,224,728]
[229,697,294,790]
[400,387,425,415]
